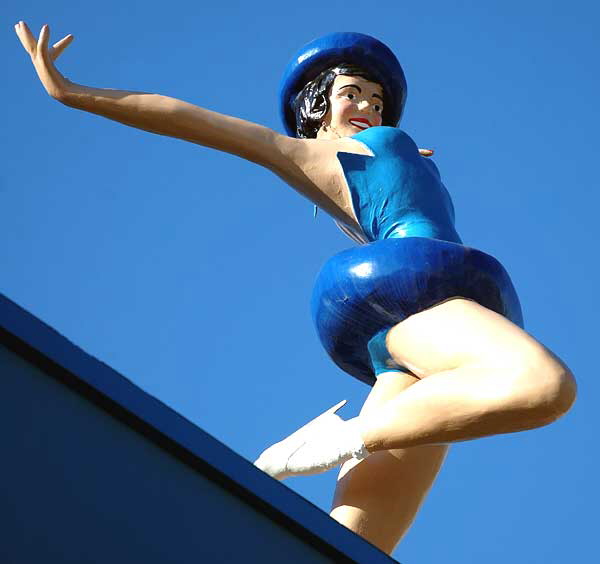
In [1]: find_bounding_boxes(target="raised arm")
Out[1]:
[15,23,412,229]
[14,22,299,172]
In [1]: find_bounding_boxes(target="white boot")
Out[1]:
[254,400,370,480]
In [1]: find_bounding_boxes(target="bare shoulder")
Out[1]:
[165,104,368,228]
[273,135,373,167]
[269,135,372,227]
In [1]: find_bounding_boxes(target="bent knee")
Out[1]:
[538,361,577,422]
[503,347,577,425]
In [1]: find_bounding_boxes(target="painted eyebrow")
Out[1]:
[338,84,384,104]
[338,84,362,93]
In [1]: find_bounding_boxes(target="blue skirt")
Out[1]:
[310,237,523,386]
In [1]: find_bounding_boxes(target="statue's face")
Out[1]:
[317,74,384,139]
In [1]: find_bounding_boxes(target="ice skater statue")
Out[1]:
[16,23,576,554]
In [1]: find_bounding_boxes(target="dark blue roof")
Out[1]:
[0,291,400,563]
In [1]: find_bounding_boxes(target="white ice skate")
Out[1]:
[254,400,369,480]
[254,399,349,480]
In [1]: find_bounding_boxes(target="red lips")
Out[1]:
[349,117,372,129]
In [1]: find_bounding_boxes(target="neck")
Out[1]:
[316,125,343,140]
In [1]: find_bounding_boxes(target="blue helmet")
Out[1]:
[279,32,408,137]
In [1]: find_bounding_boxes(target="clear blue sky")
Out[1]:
[4,1,598,562]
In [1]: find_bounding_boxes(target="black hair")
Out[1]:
[293,63,390,139]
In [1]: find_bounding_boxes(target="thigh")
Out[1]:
[385,297,552,378]
[330,372,448,554]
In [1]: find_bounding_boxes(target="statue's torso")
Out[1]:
[335,127,462,244]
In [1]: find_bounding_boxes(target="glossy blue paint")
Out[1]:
[312,238,523,386]
[340,127,461,243]
[311,126,524,386]
[279,32,407,137]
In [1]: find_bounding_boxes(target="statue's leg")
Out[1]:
[359,298,576,452]
[330,371,447,555]
[255,299,575,499]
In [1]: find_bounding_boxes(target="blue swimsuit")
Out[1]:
[311,127,523,386]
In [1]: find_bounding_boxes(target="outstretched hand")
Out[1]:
[15,21,74,100]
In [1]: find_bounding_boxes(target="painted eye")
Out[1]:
[346,93,355,100]
[374,104,382,113]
